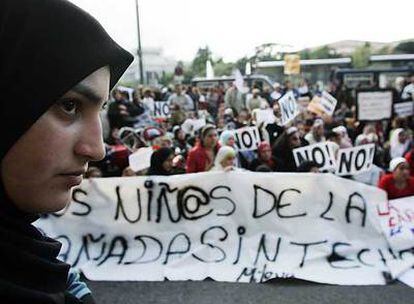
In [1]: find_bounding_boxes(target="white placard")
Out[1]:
[254,109,275,125]
[153,101,170,118]
[320,91,338,116]
[293,142,336,171]
[335,144,375,176]
[233,126,260,151]
[394,101,414,118]
[357,91,392,121]
[35,172,414,285]
[128,147,153,172]
[278,91,299,125]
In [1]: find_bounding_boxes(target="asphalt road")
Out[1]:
[88,278,413,304]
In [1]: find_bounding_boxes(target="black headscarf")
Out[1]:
[147,148,174,176]
[0,0,133,303]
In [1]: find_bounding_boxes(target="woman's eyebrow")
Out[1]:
[71,83,104,104]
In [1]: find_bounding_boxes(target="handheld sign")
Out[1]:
[307,95,325,116]
[278,91,299,125]
[320,91,337,116]
[254,108,275,125]
[357,91,392,121]
[394,101,414,118]
[335,144,375,176]
[293,142,336,171]
[233,126,260,151]
[128,147,153,172]
[153,101,170,118]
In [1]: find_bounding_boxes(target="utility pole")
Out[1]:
[135,0,144,84]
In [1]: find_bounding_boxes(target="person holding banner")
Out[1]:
[272,127,304,172]
[304,119,326,145]
[186,124,220,173]
[0,0,133,303]
[211,146,237,172]
[378,158,414,199]
[389,128,411,159]
[147,148,175,176]
[250,142,282,172]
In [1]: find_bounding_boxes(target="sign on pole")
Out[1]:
[284,54,300,75]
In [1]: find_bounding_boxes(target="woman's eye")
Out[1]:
[59,99,79,115]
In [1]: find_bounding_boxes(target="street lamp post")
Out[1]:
[135,0,144,84]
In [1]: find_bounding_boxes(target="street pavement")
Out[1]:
[88,278,413,304]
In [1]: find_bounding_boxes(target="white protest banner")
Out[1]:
[292,142,336,171]
[278,91,299,125]
[35,172,414,284]
[394,101,414,118]
[357,91,392,121]
[399,270,414,288]
[153,101,170,118]
[233,126,260,151]
[320,91,338,116]
[376,196,414,280]
[335,144,375,176]
[128,147,153,172]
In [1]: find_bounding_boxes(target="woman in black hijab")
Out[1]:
[147,148,175,176]
[0,0,133,303]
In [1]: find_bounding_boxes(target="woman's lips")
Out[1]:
[59,171,85,187]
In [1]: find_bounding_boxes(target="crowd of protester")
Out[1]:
[86,74,414,200]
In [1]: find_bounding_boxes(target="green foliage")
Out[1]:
[190,46,213,77]
[394,40,414,54]
[159,72,174,86]
[299,46,340,59]
[235,57,250,74]
[374,45,392,55]
[352,42,371,68]
[214,58,233,76]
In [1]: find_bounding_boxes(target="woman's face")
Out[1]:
[393,162,410,182]
[177,129,185,141]
[203,129,218,148]
[260,147,272,162]
[398,131,407,144]
[1,66,109,213]
[162,154,174,172]
[221,155,235,168]
[288,132,301,148]
[227,136,235,147]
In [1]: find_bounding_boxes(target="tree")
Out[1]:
[214,58,233,76]
[352,42,371,68]
[299,46,341,59]
[394,40,414,54]
[190,46,213,77]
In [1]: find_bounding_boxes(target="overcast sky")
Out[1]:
[69,0,413,62]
